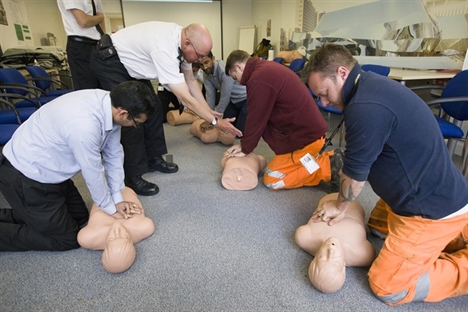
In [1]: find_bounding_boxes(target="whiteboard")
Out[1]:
[238,25,256,55]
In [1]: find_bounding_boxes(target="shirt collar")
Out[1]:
[342,62,362,105]
[103,93,115,131]
[213,60,220,76]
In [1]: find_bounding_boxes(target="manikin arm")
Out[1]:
[166,109,200,126]
[169,69,242,137]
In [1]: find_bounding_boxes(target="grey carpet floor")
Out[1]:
[1,112,467,311]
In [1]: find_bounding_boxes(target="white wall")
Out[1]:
[0,0,124,51]
[222,0,252,59]
[1,0,298,61]
[0,0,254,61]
[25,0,66,48]
[251,0,297,55]
[120,0,252,60]
[121,1,222,57]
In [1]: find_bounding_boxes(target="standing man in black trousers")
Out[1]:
[90,22,241,196]
[57,0,105,90]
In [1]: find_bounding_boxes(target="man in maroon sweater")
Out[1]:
[223,50,341,191]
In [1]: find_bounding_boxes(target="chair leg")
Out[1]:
[461,137,468,178]
[447,138,458,157]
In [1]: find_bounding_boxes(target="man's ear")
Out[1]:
[337,66,349,81]
[182,38,191,49]
[116,107,129,120]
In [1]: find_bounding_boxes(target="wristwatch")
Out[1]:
[210,118,218,126]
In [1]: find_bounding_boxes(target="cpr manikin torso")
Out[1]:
[190,119,235,145]
[221,153,267,190]
[166,108,201,126]
[295,193,376,293]
[78,187,155,273]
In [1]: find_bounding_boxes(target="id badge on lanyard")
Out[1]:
[300,153,320,174]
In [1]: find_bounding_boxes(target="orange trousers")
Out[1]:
[262,138,332,190]
[368,200,468,305]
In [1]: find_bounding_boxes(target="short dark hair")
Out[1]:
[110,81,156,118]
[225,50,250,76]
[301,43,357,83]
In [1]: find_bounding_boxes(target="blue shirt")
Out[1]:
[203,59,247,113]
[3,89,125,214]
[342,64,468,219]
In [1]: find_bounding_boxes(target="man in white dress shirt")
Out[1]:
[0,81,155,251]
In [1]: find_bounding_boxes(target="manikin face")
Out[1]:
[107,222,132,245]
[308,237,346,293]
[200,55,215,75]
[102,222,136,273]
[307,70,346,112]
[315,237,345,264]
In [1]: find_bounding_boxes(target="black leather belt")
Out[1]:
[68,36,99,45]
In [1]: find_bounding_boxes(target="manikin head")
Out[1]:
[102,222,136,273]
[308,237,346,293]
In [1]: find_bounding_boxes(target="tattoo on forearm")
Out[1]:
[339,178,357,203]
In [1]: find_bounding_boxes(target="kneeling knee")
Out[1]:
[368,271,430,306]
[263,179,285,190]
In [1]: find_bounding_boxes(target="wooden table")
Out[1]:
[388,68,457,85]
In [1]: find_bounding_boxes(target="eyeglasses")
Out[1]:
[129,113,141,129]
[187,39,205,60]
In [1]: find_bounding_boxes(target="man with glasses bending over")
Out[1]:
[90,22,242,196]
[0,81,155,251]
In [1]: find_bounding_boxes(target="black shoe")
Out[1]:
[329,148,343,193]
[148,156,179,173]
[125,175,159,196]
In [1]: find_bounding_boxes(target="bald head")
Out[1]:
[182,23,213,63]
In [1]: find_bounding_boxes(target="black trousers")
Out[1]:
[66,39,101,90]
[157,83,180,122]
[90,46,168,177]
[223,99,248,133]
[0,156,88,251]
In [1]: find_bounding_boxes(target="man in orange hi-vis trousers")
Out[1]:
[223,50,342,193]
[303,43,468,306]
